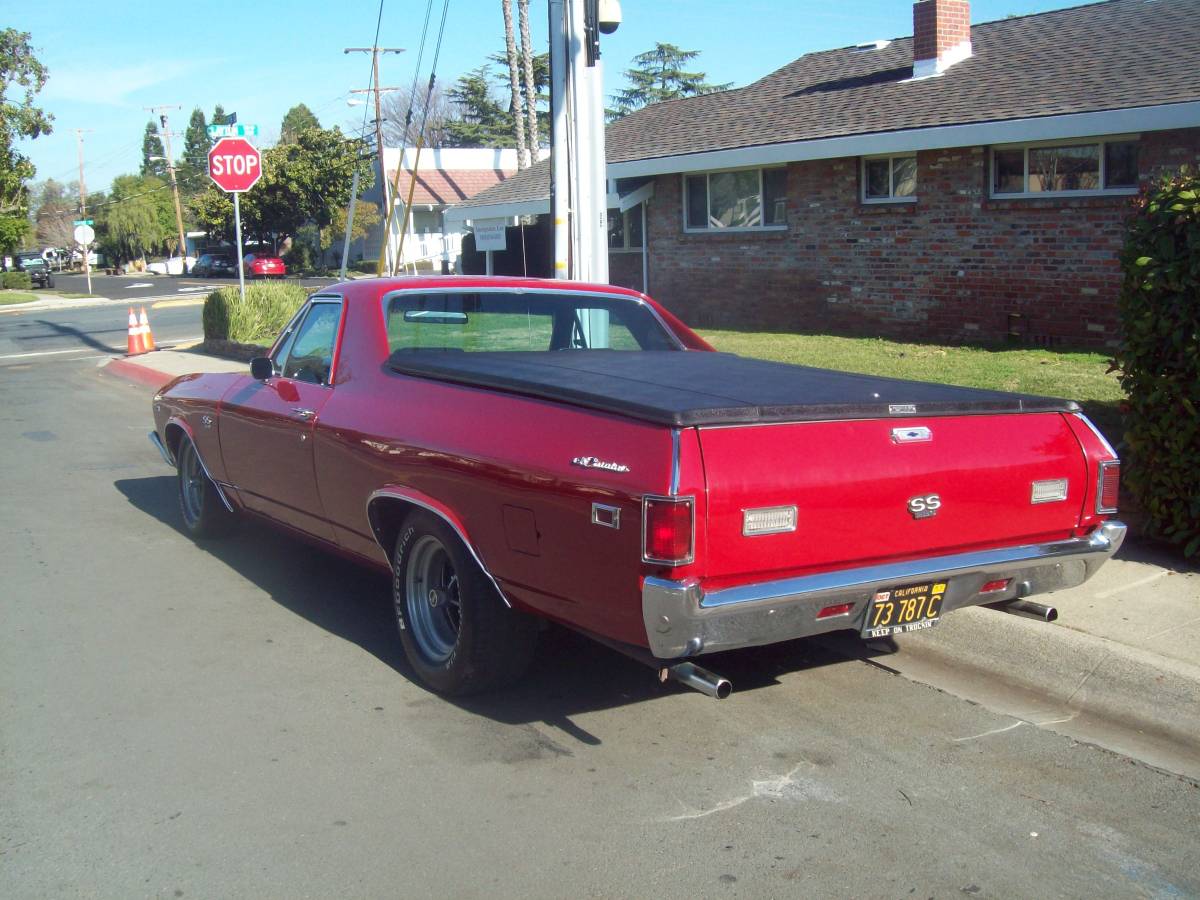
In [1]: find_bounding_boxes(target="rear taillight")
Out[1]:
[1097,460,1120,514]
[642,495,695,565]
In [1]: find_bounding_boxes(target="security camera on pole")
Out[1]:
[207,136,262,301]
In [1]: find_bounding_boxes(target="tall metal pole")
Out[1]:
[74,128,94,295]
[234,193,246,303]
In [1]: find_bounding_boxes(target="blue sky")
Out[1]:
[12,0,1085,193]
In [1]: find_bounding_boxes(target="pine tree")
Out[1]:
[609,43,730,120]
[280,104,320,144]
[179,107,209,191]
[443,67,513,148]
[140,121,166,177]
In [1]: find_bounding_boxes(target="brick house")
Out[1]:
[450,0,1200,347]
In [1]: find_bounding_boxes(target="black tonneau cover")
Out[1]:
[386,350,1078,427]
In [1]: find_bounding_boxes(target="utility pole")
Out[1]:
[345,46,405,274]
[73,128,95,293]
[145,105,190,275]
[548,0,619,285]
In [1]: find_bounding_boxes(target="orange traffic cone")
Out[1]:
[139,307,156,352]
[127,308,146,355]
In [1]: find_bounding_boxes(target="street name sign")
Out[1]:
[208,137,262,193]
[207,123,260,138]
[73,218,94,226]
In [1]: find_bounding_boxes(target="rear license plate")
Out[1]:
[861,581,947,638]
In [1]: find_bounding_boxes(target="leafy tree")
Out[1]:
[608,43,730,120]
[322,199,380,251]
[280,103,320,144]
[103,174,176,263]
[140,121,166,178]
[31,178,75,247]
[190,126,374,246]
[444,66,513,148]
[211,104,230,125]
[0,29,53,257]
[179,107,210,191]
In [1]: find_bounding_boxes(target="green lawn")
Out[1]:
[0,290,38,305]
[699,329,1127,443]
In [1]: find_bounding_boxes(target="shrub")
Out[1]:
[202,283,310,344]
[1116,169,1200,557]
[352,259,378,274]
[283,241,316,274]
[3,271,33,290]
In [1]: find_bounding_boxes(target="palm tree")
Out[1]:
[518,0,538,163]
[501,0,528,168]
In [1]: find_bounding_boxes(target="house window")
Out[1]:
[684,167,787,231]
[991,138,1139,197]
[608,205,644,251]
[863,155,917,202]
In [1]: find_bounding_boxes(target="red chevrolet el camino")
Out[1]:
[151,277,1124,698]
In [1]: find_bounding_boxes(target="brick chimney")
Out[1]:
[912,0,972,78]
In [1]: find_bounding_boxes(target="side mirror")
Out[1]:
[249,357,274,380]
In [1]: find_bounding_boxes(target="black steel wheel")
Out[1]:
[392,510,537,695]
[176,436,237,539]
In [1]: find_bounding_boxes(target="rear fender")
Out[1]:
[162,415,235,513]
[366,487,511,607]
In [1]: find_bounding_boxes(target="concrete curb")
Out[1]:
[103,356,173,389]
[892,605,1200,753]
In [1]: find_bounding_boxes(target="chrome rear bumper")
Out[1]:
[642,521,1126,659]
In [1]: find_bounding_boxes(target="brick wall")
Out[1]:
[635,128,1200,347]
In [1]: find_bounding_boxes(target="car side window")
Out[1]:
[279,302,342,385]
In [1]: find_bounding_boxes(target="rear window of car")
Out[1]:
[383,291,680,353]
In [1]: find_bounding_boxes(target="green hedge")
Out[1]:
[3,271,33,290]
[202,283,311,344]
[1116,169,1200,557]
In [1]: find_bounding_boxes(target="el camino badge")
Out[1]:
[572,456,630,473]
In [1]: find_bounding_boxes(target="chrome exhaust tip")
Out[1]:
[1000,599,1058,622]
[660,662,733,699]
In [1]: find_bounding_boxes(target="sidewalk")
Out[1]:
[104,347,1200,777]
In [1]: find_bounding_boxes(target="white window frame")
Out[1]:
[682,166,788,234]
[608,206,643,253]
[989,135,1141,199]
[861,154,918,204]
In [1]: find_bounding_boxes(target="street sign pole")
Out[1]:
[234,193,246,302]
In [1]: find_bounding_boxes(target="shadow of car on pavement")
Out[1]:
[115,474,890,745]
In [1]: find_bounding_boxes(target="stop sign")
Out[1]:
[208,137,262,193]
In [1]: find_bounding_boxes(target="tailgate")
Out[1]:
[698,413,1087,582]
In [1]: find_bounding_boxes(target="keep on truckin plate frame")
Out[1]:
[862,581,947,638]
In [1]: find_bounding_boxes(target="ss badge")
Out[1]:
[907,494,941,519]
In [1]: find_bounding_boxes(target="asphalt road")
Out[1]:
[51,271,338,304]
[1,353,1198,897]
[0,300,207,361]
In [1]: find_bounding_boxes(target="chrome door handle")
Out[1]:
[291,407,316,420]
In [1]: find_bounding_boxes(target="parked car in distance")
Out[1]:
[150,276,1125,700]
[15,251,54,288]
[243,254,286,279]
[192,254,237,278]
[146,255,196,276]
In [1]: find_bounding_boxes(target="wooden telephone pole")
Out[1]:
[145,105,190,274]
[345,46,404,273]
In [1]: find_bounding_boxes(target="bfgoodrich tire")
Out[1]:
[176,436,237,539]
[392,510,537,696]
